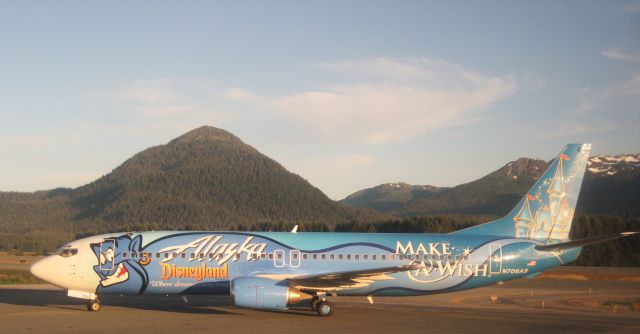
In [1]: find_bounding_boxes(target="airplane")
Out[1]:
[30,144,637,317]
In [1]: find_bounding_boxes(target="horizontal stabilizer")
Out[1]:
[534,232,638,252]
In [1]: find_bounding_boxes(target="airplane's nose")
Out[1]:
[30,256,56,283]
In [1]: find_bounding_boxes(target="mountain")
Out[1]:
[340,154,640,217]
[340,182,444,213]
[586,154,640,177]
[70,126,364,228]
[578,154,640,216]
[0,126,389,253]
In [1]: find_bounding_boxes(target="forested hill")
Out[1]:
[340,154,640,217]
[70,126,379,229]
[0,126,389,252]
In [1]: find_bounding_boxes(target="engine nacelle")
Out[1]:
[231,277,311,311]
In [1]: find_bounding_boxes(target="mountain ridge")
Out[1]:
[340,154,640,217]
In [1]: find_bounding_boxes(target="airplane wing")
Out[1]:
[284,264,418,292]
[534,232,637,252]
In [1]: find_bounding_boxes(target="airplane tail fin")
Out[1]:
[453,144,592,240]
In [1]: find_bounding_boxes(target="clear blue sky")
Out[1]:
[1,1,639,199]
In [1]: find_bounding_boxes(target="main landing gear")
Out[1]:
[87,298,101,312]
[310,296,333,317]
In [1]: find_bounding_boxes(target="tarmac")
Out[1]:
[1,278,639,334]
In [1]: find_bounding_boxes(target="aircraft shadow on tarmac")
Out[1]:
[0,288,239,315]
[0,288,320,317]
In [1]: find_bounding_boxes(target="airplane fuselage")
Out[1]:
[32,231,580,298]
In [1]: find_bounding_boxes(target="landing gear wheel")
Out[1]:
[87,299,101,312]
[316,300,333,317]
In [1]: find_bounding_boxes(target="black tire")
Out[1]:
[311,299,319,311]
[316,301,333,317]
[87,300,100,312]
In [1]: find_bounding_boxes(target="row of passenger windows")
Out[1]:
[121,251,467,262]
[272,253,467,261]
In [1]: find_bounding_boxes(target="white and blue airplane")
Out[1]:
[30,144,636,316]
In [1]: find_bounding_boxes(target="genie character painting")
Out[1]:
[90,235,149,294]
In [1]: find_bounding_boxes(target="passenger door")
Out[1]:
[100,239,115,271]
[273,249,301,269]
[274,249,285,268]
[488,243,502,275]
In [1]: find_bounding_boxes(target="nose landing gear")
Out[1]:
[87,298,101,312]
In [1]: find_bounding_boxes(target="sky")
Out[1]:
[0,1,639,199]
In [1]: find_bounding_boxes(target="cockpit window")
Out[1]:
[56,247,78,258]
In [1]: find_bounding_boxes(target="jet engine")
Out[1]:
[231,277,311,310]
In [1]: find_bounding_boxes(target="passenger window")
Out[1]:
[123,253,128,258]
[268,253,274,260]
[363,255,368,261]
[261,253,267,259]
[313,254,318,260]
[390,254,395,261]
[156,253,161,258]
[338,254,343,260]
[382,255,386,261]
[347,254,352,260]
[355,255,359,260]
[164,253,169,258]
[329,254,335,260]
[372,255,377,260]
[302,254,308,260]
[321,254,326,260]
[181,253,186,259]
[276,253,282,259]
[131,252,137,258]
[209,253,215,259]
[234,254,240,260]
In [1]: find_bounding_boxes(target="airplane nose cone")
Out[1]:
[30,256,55,282]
